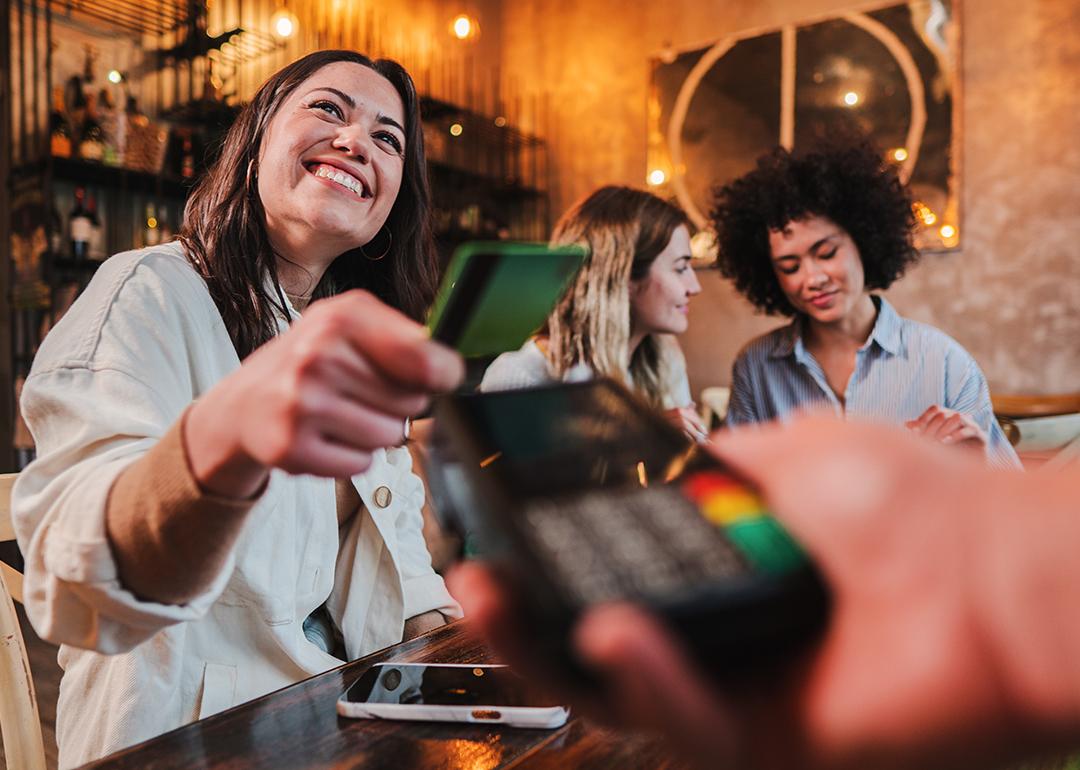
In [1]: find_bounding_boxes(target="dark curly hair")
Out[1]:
[711,138,919,316]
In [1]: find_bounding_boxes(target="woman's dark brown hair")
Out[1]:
[179,50,438,358]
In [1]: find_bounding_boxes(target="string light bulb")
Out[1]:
[450,13,479,40]
[271,6,298,39]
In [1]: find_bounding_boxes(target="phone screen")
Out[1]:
[343,664,563,708]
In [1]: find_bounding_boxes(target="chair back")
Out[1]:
[0,472,47,770]
[993,394,1080,470]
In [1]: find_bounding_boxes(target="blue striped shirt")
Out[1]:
[727,297,1021,469]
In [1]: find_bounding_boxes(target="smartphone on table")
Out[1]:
[426,241,587,358]
[427,379,831,676]
[337,663,569,728]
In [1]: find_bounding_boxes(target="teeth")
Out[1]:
[312,164,364,196]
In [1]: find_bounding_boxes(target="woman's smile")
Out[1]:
[807,290,839,309]
[304,161,373,199]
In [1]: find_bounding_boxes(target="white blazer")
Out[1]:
[12,242,461,768]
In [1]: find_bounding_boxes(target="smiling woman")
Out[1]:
[11,50,464,768]
[480,186,708,442]
[713,139,1019,469]
[183,51,438,357]
[257,66,408,303]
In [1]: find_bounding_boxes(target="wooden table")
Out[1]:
[79,621,687,769]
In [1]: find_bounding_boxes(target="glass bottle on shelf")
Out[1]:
[70,186,92,261]
[77,92,106,162]
[158,207,173,243]
[181,136,196,179]
[66,74,88,147]
[47,198,63,256]
[97,87,120,166]
[87,194,105,261]
[49,85,72,158]
[143,202,160,248]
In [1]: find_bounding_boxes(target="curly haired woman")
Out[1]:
[713,139,1018,468]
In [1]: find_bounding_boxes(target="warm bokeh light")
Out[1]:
[647,168,667,186]
[913,201,937,226]
[449,123,463,137]
[493,116,506,128]
[271,8,297,39]
[452,14,474,40]
[940,224,956,238]
[107,69,123,84]
[690,229,718,263]
[843,91,860,106]
[891,147,909,162]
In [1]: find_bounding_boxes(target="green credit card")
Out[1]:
[427,241,587,358]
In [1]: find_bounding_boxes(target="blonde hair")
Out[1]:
[544,186,691,408]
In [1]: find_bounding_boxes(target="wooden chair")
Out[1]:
[0,472,47,770]
[993,394,1080,470]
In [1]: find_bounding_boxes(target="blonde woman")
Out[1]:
[481,186,706,440]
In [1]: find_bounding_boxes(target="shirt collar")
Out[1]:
[868,296,903,356]
[767,295,903,360]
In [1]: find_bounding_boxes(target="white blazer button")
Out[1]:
[373,486,392,508]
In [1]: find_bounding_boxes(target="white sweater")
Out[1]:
[13,241,459,768]
[480,338,694,409]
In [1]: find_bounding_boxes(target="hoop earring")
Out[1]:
[361,227,393,261]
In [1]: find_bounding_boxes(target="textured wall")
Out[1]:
[499,0,1080,397]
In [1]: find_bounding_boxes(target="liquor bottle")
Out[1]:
[70,187,92,261]
[97,87,120,166]
[143,202,160,248]
[49,86,72,158]
[158,208,174,243]
[77,92,106,162]
[47,198,63,255]
[66,74,88,144]
[181,136,196,179]
[87,194,105,261]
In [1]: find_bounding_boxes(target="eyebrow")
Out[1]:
[773,233,841,262]
[307,87,406,134]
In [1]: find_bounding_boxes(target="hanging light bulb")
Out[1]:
[271,6,298,39]
[450,13,480,40]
